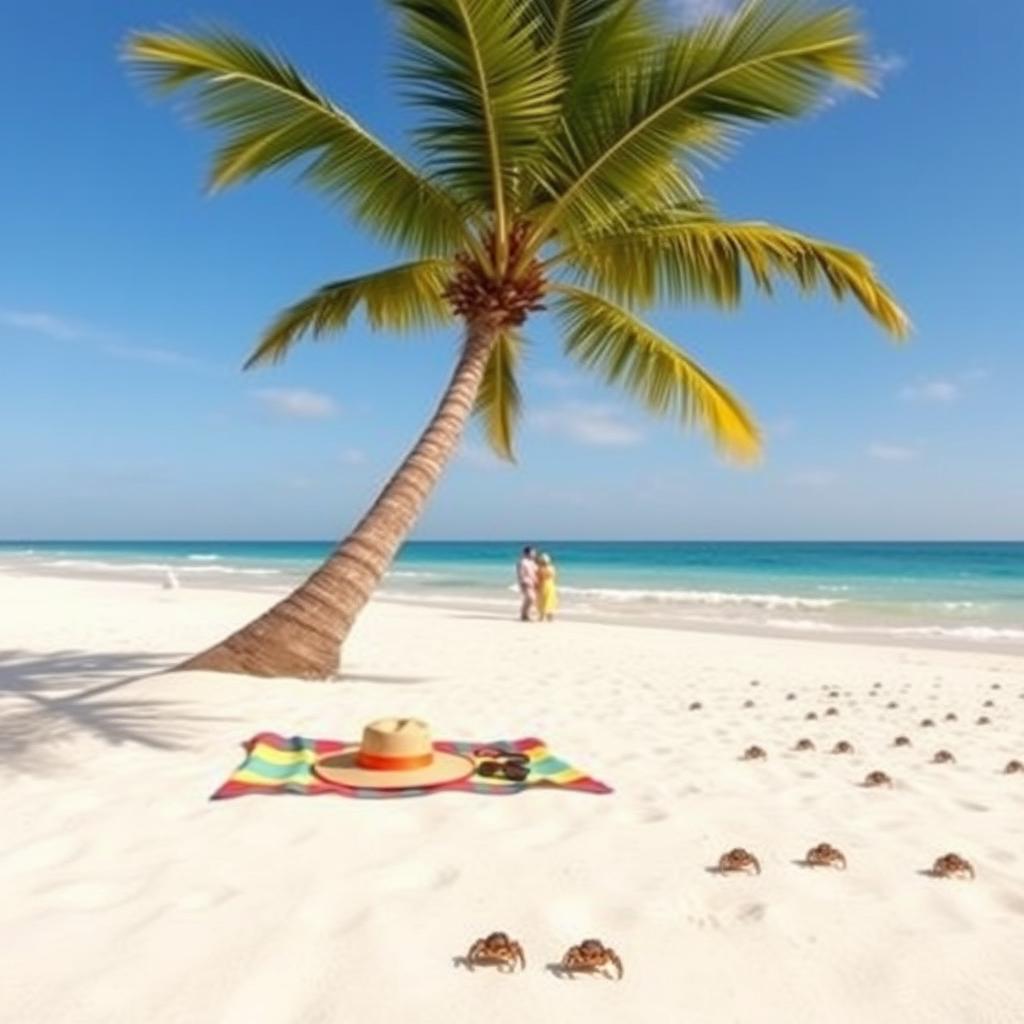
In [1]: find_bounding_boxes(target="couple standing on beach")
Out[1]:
[516,546,558,623]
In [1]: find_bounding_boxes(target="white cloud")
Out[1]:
[254,388,337,420]
[900,378,959,403]
[868,443,917,462]
[530,401,642,447]
[1,308,202,370]
[0,309,87,341]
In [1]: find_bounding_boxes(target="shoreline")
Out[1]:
[3,554,1022,658]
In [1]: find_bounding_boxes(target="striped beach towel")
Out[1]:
[213,733,611,799]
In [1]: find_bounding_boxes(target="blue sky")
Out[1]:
[1,0,1021,541]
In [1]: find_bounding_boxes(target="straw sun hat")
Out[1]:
[314,717,476,790]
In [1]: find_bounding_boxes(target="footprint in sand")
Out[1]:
[735,902,767,924]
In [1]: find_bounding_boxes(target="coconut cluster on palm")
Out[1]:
[124,0,908,679]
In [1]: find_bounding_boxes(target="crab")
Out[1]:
[864,770,893,788]
[742,745,767,761]
[786,693,797,701]
[825,707,839,717]
[828,690,840,699]
[887,701,899,709]
[920,718,936,728]
[983,699,995,708]
[932,750,956,764]
[944,713,958,722]
[991,683,1001,690]
[718,848,761,875]
[560,939,623,980]
[831,740,855,755]
[931,853,975,880]
[1005,759,1023,775]
[689,701,703,711]
[893,735,912,747]
[750,680,760,688]
[794,738,816,751]
[743,699,756,709]
[465,932,526,972]
[805,842,847,870]
[977,716,991,725]
[805,711,819,721]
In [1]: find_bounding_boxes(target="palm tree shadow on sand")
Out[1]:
[0,649,222,773]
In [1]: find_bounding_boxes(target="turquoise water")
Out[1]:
[2,540,1022,645]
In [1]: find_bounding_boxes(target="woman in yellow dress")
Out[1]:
[536,553,558,622]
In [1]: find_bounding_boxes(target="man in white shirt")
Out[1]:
[516,546,539,622]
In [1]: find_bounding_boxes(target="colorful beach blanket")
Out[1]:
[213,733,611,799]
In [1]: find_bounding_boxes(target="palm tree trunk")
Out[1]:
[177,317,499,679]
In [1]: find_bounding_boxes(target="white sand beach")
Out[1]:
[2,567,1023,1024]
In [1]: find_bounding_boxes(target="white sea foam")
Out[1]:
[186,554,221,562]
[42,559,279,577]
[557,585,842,610]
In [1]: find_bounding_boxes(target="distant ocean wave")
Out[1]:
[186,554,221,562]
[556,585,843,610]
[42,558,280,577]
[768,619,1024,642]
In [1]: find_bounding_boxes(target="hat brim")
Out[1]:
[313,748,477,790]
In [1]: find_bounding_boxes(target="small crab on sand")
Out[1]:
[742,745,767,761]
[931,853,975,880]
[465,932,526,972]
[977,716,992,725]
[718,848,761,875]
[825,707,839,717]
[864,770,893,788]
[831,740,855,755]
[887,701,899,709]
[689,701,703,711]
[743,699,755,709]
[920,718,936,728]
[893,736,912,747]
[944,712,958,722]
[932,750,956,764]
[805,842,847,869]
[805,712,819,721]
[560,939,623,980]
[794,738,816,752]
[1004,759,1023,775]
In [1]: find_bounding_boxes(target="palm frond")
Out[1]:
[473,329,523,459]
[532,0,654,112]
[559,215,910,336]
[123,27,468,257]
[391,0,563,244]
[245,260,453,368]
[553,285,760,460]
[534,1,868,242]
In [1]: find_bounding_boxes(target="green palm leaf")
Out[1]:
[391,0,563,252]
[534,1,868,242]
[532,0,655,111]
[123,27,468,257]
[559,215,910,336]
[245,260,453,368]
[553,285,760,460]
[474,329,523,459]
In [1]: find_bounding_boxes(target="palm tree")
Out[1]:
[124,0,908,679]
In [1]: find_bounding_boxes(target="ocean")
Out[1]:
[2,540,1022,649]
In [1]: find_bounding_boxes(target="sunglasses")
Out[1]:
[473,747,531,782]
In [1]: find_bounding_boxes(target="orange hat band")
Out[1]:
[356,750,435,771]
